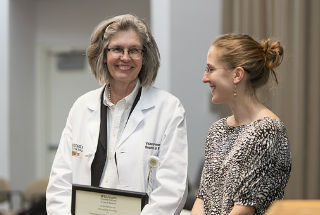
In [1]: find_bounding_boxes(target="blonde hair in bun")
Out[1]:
[212,34,284,91]
[261,38,284,85]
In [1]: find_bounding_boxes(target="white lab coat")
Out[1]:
[46,85,188,215]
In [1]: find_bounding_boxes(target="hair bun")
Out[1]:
[261,38,284,70]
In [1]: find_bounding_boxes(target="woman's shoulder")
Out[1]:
[253,117,291,170]
[251,117,290,152]
[252,108,285,131]
[77,86,103,100]
[142,86,183,105]
[143,86,178,98]
[253,116,287,134]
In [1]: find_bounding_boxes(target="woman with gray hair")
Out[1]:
[46,14,188,215]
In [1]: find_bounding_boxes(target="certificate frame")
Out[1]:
[71,184,148,215]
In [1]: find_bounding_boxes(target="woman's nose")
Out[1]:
[202,72,209,83]
[120,51,131,61]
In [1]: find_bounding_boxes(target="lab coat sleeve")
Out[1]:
[141,102,188,215]
[46,105,74,215]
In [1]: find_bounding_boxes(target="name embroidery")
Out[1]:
[145,142,160,150]
[72,143,83,156]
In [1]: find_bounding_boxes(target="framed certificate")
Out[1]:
[71,184,148,215]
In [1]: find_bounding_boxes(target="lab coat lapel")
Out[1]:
[86,86,104,153]
[118,87,154,147]
[119,107,145,146]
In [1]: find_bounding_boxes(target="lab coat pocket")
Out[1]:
[116,151,137,190]
[71,150,95,184]
[72,149,94,166]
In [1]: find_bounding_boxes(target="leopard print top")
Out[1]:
[197,117,291,215]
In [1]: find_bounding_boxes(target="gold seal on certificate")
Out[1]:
[71,184,148,215]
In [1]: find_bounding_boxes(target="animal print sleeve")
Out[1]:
[196,124,216,200]
[233,122,291,214]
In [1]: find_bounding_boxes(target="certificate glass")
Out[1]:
[71,184,148,215]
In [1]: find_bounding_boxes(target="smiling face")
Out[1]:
[106,29,143,86]
[202,45,235,104]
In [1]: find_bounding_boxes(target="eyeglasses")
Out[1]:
[205,65,225,74]
[205,65,251,74]
[107,47,143,59]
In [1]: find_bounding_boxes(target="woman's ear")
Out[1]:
[233,67,245,84]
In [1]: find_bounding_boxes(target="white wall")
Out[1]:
[171,0,222,186]
[34,0,150,177]
[151,0,171,91]
[0,0,9,179]
[9,0,37,190]
[151,0,222,187]
[7,0,150,189]
[36,0,150,47]
[7,0,221,193]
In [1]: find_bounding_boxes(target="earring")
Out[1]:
[233,84,237,96]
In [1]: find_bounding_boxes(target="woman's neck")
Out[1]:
[109,79,137,104]
[227,95,266,126]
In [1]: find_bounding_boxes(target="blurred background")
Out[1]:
[0,0,319,213]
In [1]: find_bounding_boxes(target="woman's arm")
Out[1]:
[232,119,291,214]
[46,104,75,215]
[140,102,188,215]
[229,205,255,215]
[190,198,205,215]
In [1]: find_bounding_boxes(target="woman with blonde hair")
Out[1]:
[191,34,291,215]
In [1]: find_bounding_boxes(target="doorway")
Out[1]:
[35,47,99,176]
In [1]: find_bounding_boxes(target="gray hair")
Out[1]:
[86,14,160,87]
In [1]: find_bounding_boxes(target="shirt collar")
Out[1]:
[103,79,141,108]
